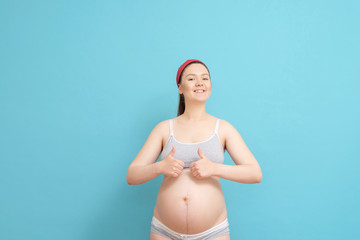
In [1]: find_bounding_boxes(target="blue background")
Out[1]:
[1,0,359,239]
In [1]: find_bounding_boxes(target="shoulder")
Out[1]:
[218,119,240,137]
[151,119,171,137]
[155,119,170,128]
[218,119,235,128]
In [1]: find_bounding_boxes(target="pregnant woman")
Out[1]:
[127,59,262,240]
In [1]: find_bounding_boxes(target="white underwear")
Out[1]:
[151,215,230,240]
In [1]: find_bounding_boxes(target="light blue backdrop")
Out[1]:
[1,0,359,239]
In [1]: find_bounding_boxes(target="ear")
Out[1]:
[178,84,183,94]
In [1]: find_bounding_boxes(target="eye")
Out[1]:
[188,78,194,81]
[203,78,208,80]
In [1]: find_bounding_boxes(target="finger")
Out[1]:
[175,163,183,171]
[173,168,181,176]
[169,145,176,157]
[190,163,198,170]
[172,166,180,174]
[198,147,205,158]
[189,161,197,168]
[177,160,185,168]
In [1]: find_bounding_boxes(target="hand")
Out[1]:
[158,145,185,177]
[189,147,216,180]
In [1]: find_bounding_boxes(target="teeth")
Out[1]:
[195,90,204,92]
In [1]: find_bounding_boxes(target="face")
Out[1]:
[178,63,211,102]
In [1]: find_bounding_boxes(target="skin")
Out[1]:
[127,63,262,239]
[176,63,219,179]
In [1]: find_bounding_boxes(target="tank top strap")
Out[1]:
[169,119,174,136]
[215,118,220,134]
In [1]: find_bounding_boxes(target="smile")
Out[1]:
[194,89,205,93]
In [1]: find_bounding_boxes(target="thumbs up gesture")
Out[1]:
[189,147,216,180]
[158,145,185,178]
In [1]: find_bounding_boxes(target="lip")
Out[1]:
[194,90,206,96]
[193,89,205,93]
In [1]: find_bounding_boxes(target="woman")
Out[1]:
[127,59,262,240]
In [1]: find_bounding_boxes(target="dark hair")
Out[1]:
[177,62,211,116]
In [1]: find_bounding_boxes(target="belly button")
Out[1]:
[183,196,188,203]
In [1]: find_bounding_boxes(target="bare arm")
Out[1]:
[126,121,164,185]
[213,164,261,184]
[213,120,262,184]
[127,162,162,185]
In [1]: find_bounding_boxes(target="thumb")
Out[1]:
[168,145,176,157]
[198,147,205,158]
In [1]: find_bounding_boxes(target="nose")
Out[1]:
[195,79,204,86]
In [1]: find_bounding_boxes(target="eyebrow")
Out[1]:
[185,73,209,77]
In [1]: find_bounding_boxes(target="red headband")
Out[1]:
[176,59,206,87]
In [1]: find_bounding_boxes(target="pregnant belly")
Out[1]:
[154,168,227,234]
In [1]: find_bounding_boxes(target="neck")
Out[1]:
[181,101,209,122]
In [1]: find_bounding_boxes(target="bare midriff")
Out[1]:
[153,168,227,234]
